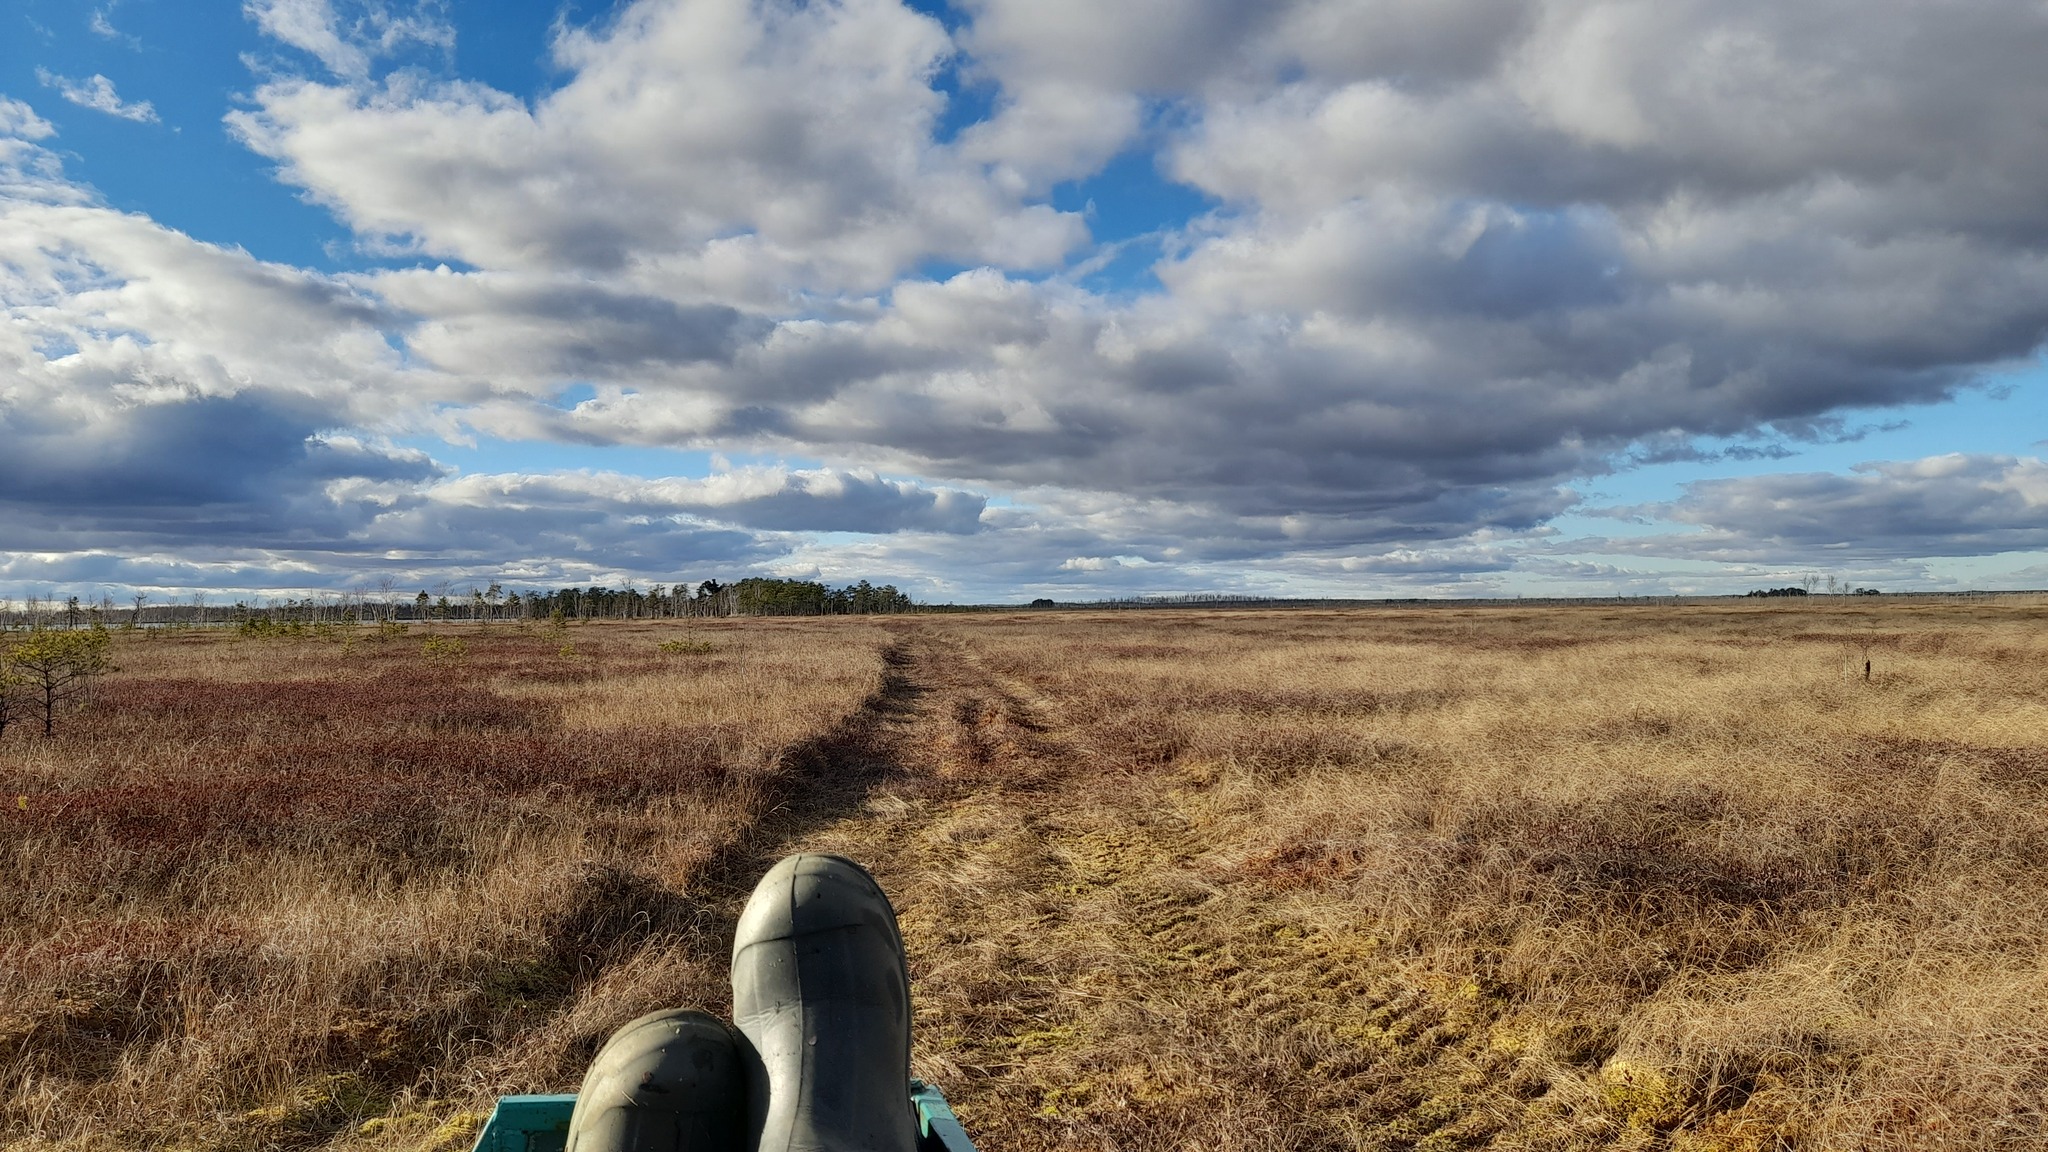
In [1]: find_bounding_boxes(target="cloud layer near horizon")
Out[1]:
[5,0,2048,598]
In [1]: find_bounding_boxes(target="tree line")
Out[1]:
[0,577,918,631]
[405,578,915,621]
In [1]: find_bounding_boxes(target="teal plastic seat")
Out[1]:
[471,1082,977,1152]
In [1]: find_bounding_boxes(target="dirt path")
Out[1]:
[759,624,1541,1152]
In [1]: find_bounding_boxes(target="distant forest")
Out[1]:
[0,578,916,630]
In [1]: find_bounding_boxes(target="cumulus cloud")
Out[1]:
[9,0,2048,597]
[0,118,985,597]
[229,0,1085,293]
[35,70,158,123]
[267,0,2048,552]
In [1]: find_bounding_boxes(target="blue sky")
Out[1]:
[9,0,355,268]
[3,0,2047,602]
[4,1,1208,280]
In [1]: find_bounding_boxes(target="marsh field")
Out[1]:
[4,600,2047,1152]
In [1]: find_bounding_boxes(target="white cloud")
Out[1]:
[0,98,56,141]
[242,0,453,80]
[35,70,158,123]
[10,0,2048,598]
[265,0,2048,548]
[246,0,370,78]
[0,123,985,591]
[955,81,1141,196]
[230,0,1085,294]
[427,466,986,534]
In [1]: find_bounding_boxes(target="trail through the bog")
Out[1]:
[751,624,1539,1152]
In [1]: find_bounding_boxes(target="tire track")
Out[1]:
[783,622,1536,1152]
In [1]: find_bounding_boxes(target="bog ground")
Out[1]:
[5,602,2047,1151]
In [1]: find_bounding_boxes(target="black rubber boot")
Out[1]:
[731,853,918,1152]
[565,1008,747,1152]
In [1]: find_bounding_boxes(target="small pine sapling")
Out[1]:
[6,625,114,736]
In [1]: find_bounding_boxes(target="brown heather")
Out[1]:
[5,600,2048,1150]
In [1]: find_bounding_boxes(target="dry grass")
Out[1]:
[804,601,2048,1152]
[0,618,891,1151]
[7,600,2048,1150]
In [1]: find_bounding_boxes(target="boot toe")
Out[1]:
[567,1009,746,1152]
[734,854,901,945]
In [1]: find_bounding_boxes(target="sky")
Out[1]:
[3,0,2047,604]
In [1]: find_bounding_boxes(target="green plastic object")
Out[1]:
[911,1079,979,1152]
[469,1083,977,1152]
[471,1094,576,1152]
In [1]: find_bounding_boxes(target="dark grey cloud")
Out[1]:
[378,271,764,378]
[0,461,982,596]
[0,394,312,507]
[687,474,985,535]
[0,394,440,536]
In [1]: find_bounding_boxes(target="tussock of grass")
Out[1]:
[656,638,716,656]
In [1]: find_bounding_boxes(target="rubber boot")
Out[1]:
[565,1008,747,1152]
[731,853,918,1152]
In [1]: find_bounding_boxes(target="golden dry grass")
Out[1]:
[6,599,2047,1151]
[806,601,2048,1152]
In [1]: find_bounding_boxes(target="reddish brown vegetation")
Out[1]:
[1,621,888,1151]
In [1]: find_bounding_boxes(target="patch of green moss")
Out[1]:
[1599,1059,1688,1128]
[241,1071,391,1141]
